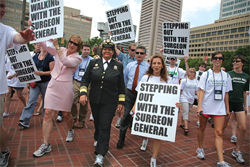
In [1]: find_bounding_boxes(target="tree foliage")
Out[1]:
[179,45,249,74]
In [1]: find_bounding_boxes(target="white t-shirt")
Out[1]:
[198,69,232,115]
[136,75,168,91]
[0,23,20,94]
[180,78,198,104]
[6,58,26,88]
[196,70,204,82]
[167,66,186,84]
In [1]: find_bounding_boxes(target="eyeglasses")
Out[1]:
[136,52,145,55]
[69,40,79,47]
[232,60,241,63]
[190,71,196,73]
[167,57,176,60]
[212,57,224,60]
[130,49,136,52]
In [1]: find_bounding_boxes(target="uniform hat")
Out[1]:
[102,39,115,51]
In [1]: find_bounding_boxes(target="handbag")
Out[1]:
[30,82,36,88]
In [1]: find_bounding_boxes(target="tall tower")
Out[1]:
[138,0,183,57]
[219,0,250,19]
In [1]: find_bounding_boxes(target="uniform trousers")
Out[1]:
[90,102,117,156]
[71,79,88,124]
[118,89,137,144]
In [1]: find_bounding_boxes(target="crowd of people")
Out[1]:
[1,0,249,167]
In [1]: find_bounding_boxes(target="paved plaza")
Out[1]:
[3,88,250,167]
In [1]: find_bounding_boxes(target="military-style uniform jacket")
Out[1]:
[80,58,125,105]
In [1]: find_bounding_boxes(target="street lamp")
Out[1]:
[204,41,211,62]
[97,22,105,41]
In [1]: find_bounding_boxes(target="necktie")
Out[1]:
[103,61,108,71]
[132,63,140,94]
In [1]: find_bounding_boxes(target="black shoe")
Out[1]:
[0,148,11,167]
[117,142,124,149]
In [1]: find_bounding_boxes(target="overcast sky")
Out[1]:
[59,0,221,40]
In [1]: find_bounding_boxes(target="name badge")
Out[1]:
[214,90,222,101]
[79,68,85,76]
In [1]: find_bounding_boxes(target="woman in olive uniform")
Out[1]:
[79,39,125,167]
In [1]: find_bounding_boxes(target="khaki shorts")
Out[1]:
[0,94,4,127]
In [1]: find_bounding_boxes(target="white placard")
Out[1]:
[6,45,41,84]
[106,4,135,43]
[162,22,190,58]
[165,58,180,68]
[29,0,64,44]
[131,82,180,142]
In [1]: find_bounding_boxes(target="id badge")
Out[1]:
[214,90,222,101]
[78,68,85,76]
[38,67,43,72]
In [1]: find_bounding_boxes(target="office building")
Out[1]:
[138,0,183,57]
[220,0,250,19]
[189,13,249,59]
[1,0,92,42]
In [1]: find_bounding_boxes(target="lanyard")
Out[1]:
[79,56,90,70]
[212,69,223,91]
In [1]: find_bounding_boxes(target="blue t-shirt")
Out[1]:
[33,53,54,83]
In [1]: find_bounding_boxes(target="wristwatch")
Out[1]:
[56,46,60,50]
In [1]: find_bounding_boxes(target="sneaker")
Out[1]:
[66,130,74,142]
[89,114,94,121]
[0,148,10,167]
[56,115,62,122]
[3,113,9,118]
[196,148,205,160]
[94,141,98,147]
[230,136,237,144]
[94,154,104,167]
[18,122,29,128]
[217,161,231,167]
[232,149,245,164]
[33,143,52,157]
[115,117,122,128]
[140,139,148,151]
[196,122,200,129]
[150,158,156,167]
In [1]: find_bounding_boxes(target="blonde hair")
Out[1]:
[67,34,83,52]
[188,68,196,78]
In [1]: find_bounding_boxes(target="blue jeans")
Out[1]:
[19,81,49,125]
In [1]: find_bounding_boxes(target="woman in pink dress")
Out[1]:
[33,34,83,158]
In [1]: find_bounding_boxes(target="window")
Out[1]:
[216,47,219,51]
[244,39,249,43]
[221,36,225,39]
[238,27,245,32]
[231,28,237,33]
[234,40,238,44]
[233,46,237,50]
[226,35,229,39]
[206,38,208,41]
[206,32,211,36]
[212,31,217,36]
[213,37,217,40]
[213,42,216,45]
[229,47,232,50]
[224,29,230,34]
[191,35,195,38]
[218,30,223,35]
[224,47,228,50]
[225,41,228,44]
[220,42,224,45]
[209,38,212,41]
[230,35,234,38]
[201,33,205,37]
[216,42,220,45]
[239,40,243,43]
[199,39,201,42]
[202,39,205,41]
[196,34,200,38]
[217,37,221,40]
[240,33,244,37]
[220,47,223,50]
[212,48,215,51]
[229,41,233,44]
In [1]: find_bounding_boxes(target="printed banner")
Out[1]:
[106,4,135,43]
[6,45,41,84]
[162,22,190,57]
[29,0,64,43]
[131,82,180,142]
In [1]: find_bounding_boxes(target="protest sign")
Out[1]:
[6,45,41,84]
[162,22,190,58]
[106,4,135,43]
[131,82,180,142]
[29,0,64,43]
[165,58,180,68]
